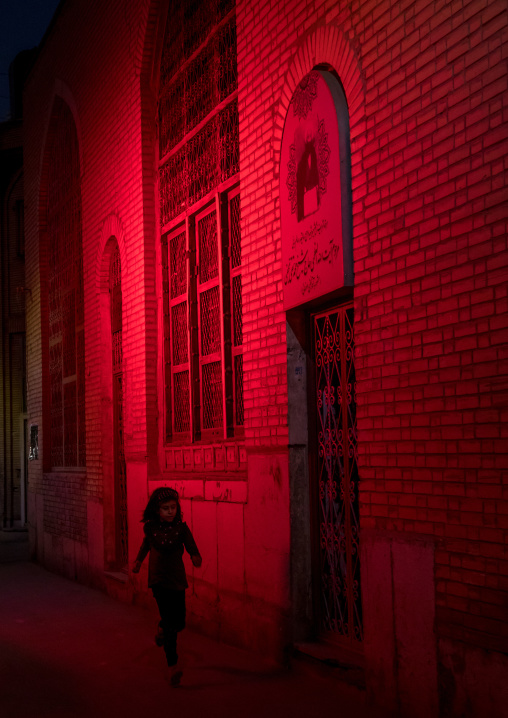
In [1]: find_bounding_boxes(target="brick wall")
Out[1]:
[23,0,508,692]
[237,0,508,654]
[24,0,156,554]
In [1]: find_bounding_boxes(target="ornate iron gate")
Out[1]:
[110,248,128,569]
[313,304,362,646]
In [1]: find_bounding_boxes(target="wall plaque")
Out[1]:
[280,70,352,310]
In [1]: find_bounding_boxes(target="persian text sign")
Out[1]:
[281,71,351,310]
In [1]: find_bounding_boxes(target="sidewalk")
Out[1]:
[0,527,29,563]
[0,559,374,718]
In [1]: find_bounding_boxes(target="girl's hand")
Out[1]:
[191,555,202,568]
[132,560,141,574]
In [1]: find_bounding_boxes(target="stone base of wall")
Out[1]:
[38,530,91,585]
[361,530,439,718]
[438,638,508,718]
[187,581,291,662]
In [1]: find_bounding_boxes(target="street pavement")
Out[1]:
[0,541,377,718]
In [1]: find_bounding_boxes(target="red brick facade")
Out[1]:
[24,0,507,715]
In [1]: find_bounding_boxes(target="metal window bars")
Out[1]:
[229,191,243,428]
[159,1,242,443]
[162,187,243,442]
[159,2,239,228]
[198,209,223,434]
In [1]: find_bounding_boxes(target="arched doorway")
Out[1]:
[101,239,127,573]
[109,246,127,570]
[282,68,361,660]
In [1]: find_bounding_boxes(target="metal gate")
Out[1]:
[312,304,362,647]
[110,248,128,569]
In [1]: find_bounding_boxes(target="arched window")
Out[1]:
[46,102,85,468]
[282,69,360,649]
[158,0,243,442]
[109,245,127,568]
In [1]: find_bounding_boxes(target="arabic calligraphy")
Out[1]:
[284,236,342,287]
[301,274,320,295]
[291,218,329,249]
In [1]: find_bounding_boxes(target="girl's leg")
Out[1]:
[155,621,164,646]
[152,586,185,667]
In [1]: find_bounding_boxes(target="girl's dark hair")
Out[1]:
[142,487,182,523]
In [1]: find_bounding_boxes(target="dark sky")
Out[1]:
[0,0,61,121]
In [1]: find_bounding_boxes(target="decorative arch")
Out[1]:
[274,25,365,173]
[281,24,364,654]
[97,222,127,571]
[138,0,171,92]
[39,80,84,183]
[39,94,85,470]
[96,214,127,295]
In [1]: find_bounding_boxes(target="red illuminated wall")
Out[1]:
[22,0,507,716]
[236,0,508,714]
[24,0,158,576]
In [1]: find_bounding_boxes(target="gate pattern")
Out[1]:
[314,305,362,643]
[110,247,128,569]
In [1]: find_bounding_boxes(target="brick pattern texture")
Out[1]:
[236,0,508,652]
[23,0,508,660]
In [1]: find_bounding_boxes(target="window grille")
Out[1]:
[163,226,190,439]
[160,0,242,443]
[172,303,188,365]
[173,371,190,433]
[202,361,223,430]
[47,103,85,468]
[234,353,244,426]
[232,275,242,346]
[198,211,219,283]
[170,231,187,298]
[230,191,241,269]
[200,286,221,356]
[162,191,242,441]
[159,5,236,160]
[198,209,222,434]
[229,191,243,429]
[159,3,239,227]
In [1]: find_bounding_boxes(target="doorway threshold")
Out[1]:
[293,641,365,688]
[104,570,128,583]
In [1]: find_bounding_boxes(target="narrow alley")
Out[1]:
[0,553,374,718]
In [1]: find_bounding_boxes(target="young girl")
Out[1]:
[132,487,202,686]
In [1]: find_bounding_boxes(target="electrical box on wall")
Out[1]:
[29,424,38,461]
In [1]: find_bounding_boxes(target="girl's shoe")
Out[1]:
[169,666,183,687]
[155,626,164,646]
